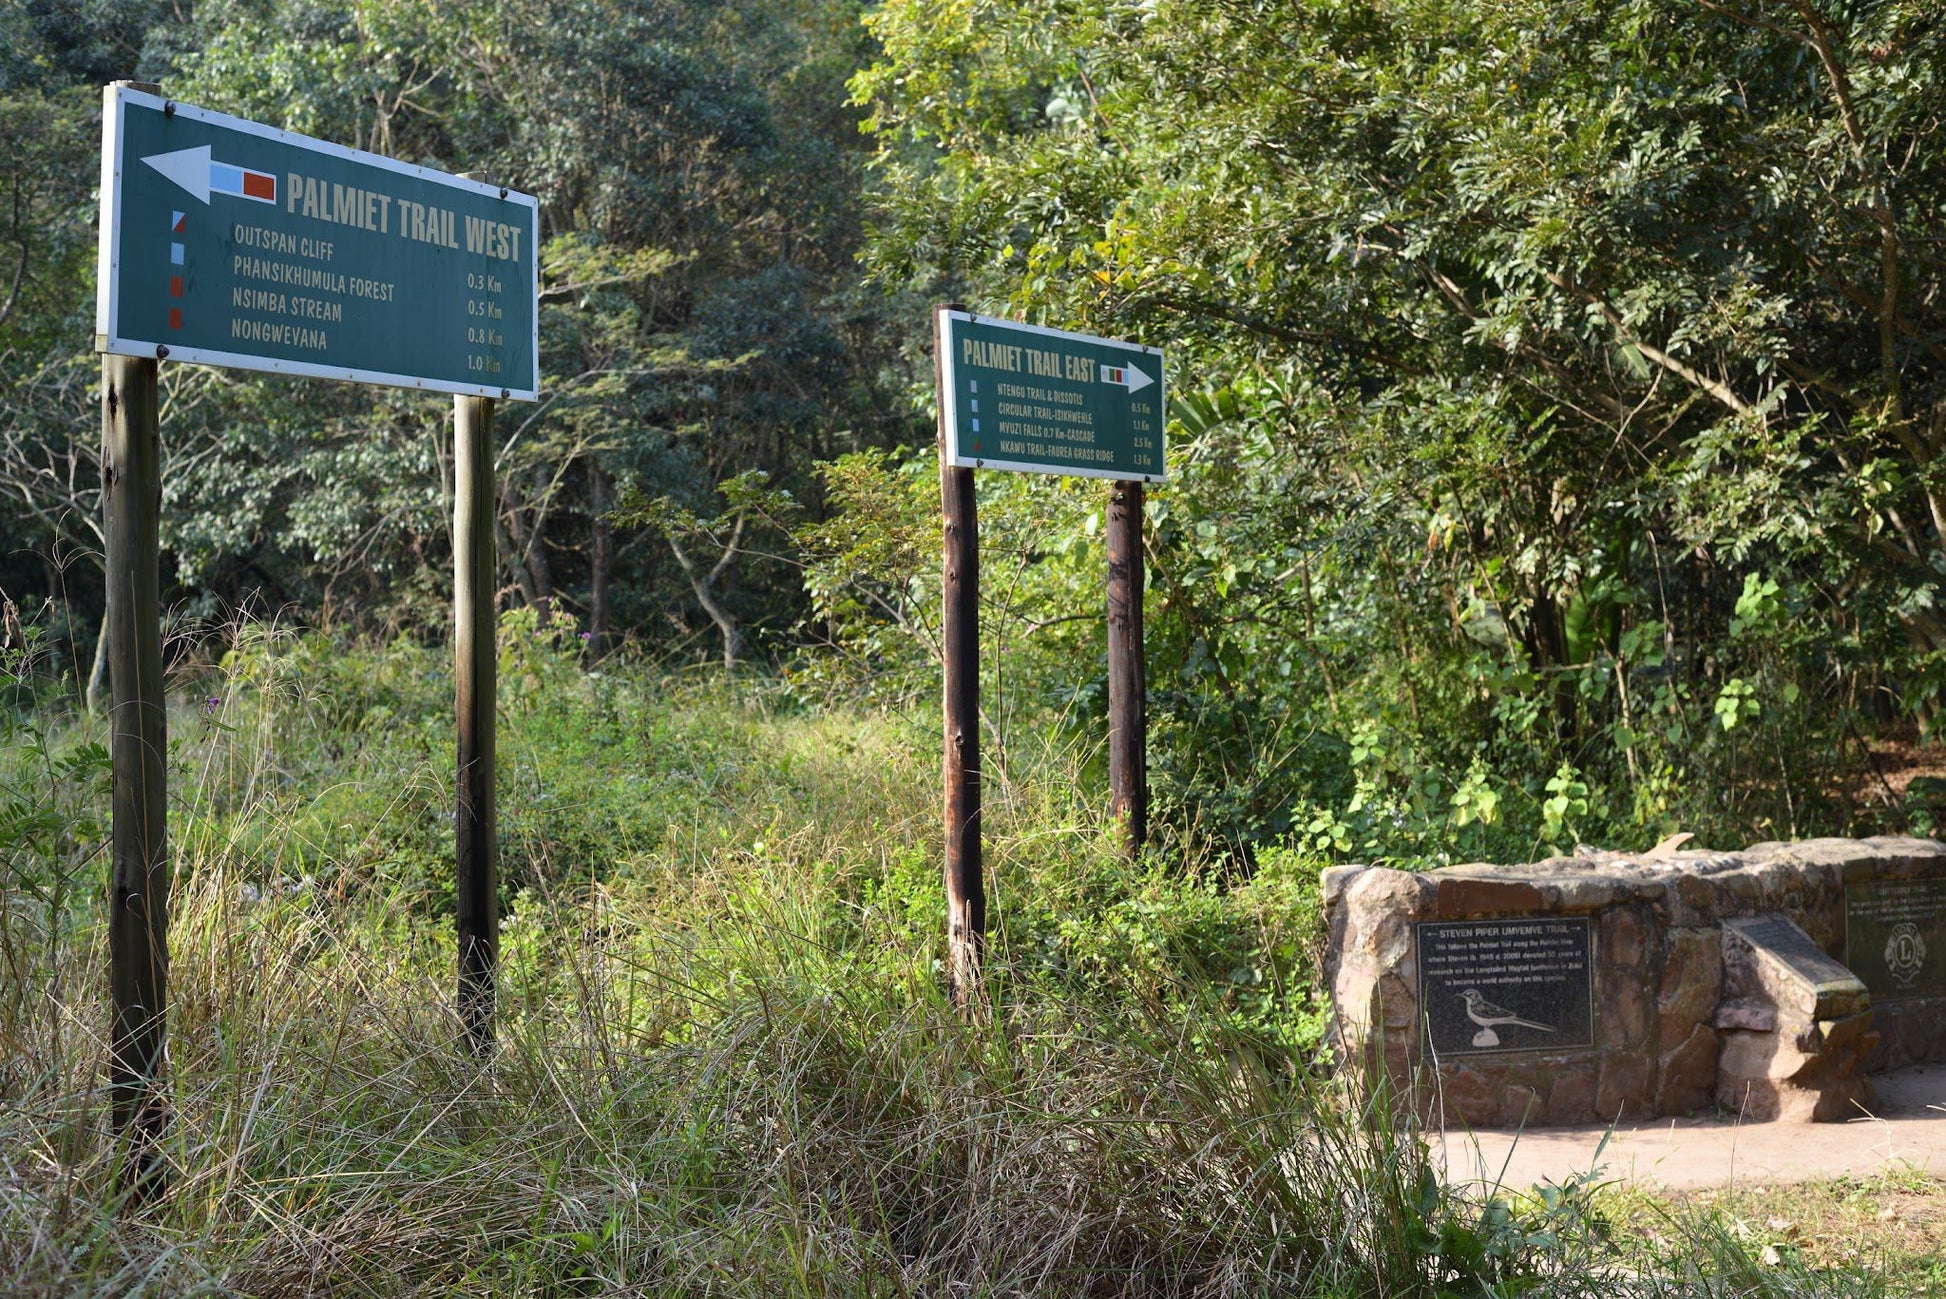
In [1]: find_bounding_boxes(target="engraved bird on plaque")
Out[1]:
[1459,988,1557,1047]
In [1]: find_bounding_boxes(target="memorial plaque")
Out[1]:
[1416,917,1594,1055]
[1724,914,1858,989]
[1847,877,1946,1000]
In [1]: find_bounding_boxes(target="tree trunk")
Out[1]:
[665,525,744,672]
[1525,589,1576,743]
[85,603,110,715]
[690,576,739,671]
[1906,614,1946,739]
[525,464,554,620]
[496,483,540,609]
[589,465,612,658]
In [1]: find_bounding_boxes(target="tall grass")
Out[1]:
[0,615,1916,1295]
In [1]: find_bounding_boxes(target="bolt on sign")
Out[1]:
[96,85,539,400]
[937,311,1165,480]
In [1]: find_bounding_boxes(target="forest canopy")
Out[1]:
[3,0,924,669]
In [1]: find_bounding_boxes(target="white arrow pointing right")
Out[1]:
[1101,362,1154,394]
[142,146,212,204]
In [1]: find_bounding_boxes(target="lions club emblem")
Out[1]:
[1884,921,1928,988]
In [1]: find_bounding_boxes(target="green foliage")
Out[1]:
[612,468,800,667]
[0,605,109,1045]
[9,0,1941,870]
[842,0,1946,857]
[1,627,1923,1292]
[139,619,1330,1055]
[796,446,942,691]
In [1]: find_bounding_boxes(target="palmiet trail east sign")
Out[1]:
[938,311,1165,480]
[96,85,539,400]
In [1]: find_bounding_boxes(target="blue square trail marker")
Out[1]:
[96,85,539,399]
[936,310,1165,481]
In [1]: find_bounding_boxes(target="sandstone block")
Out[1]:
[1599,969,1652,1051]
[1714,999,1777,1032]
[1438,1066,1500,1128]
[1715,914,1876,1122]
[1434,876,1545,918]
[1376,972,1416,1030]
[1657,928,1722,1052]
[1718,1019,1878,1122]
[1656,1022,1717,1114]
[1602,906,1648,968]
[1320,864,1368,912]
[1502,1084,1543,1127]
[1595,1052,1654,1119]
[1673,873,1719,927]
[1869,998,1946,1070]
[1545,1058,1599,1124]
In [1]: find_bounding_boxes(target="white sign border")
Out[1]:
[95,85,542,402]
[937,309,1165,482]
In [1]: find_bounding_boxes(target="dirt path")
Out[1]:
[1440,1065,1946,1191]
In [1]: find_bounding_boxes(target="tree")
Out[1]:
[849,0,1946,849]
[613,467,797,668]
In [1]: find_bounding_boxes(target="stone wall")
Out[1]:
[1323,837,1946,1126]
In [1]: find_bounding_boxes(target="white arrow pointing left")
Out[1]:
[142,146,212,204]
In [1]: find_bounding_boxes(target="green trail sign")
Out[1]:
[938,311,1165,480]
[96,85,539,400]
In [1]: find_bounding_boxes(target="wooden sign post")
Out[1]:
[933,306,1165,1006]
[102,338,169,1193]
[453,392,498,1054]
[93,85,540,1145]
[1106,481,1146,854]
[935,306,984,1005]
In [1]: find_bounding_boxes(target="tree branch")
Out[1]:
[1544,271,1752,415]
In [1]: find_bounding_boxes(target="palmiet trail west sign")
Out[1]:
[93,83,541,1174]
[96,85,538,400]
[937,310,1165,481]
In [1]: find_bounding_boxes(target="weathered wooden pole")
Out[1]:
[102,347,169,1187]
[936,302,984,1008]
[453,392,498,1053]
[97,77,172,1195]
[1106,479,1147,856]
